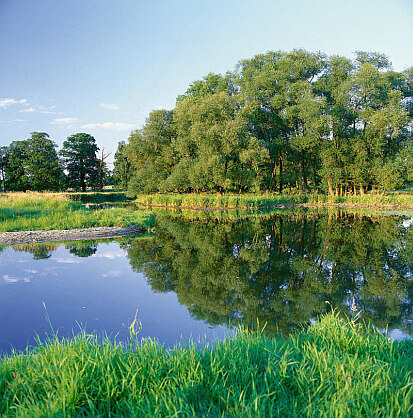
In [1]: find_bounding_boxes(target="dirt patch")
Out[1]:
[0,225,145,245]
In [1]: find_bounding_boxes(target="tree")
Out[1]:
[127,110,176,195]
[172,90,268,192]
[3,133,64,192]
[97,147,111,192]
[113,141,131,189]
[3,140,30,191]
[60,133,99,192]
[26,132,64,191]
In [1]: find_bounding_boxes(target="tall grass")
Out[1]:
[0,313,411,416]
[0,192,154,231]
[135,192,413,209]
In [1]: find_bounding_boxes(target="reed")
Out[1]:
[134,192,413,210]
[0,313,411,416]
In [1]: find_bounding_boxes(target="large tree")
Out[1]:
[26,132,64,191]
[2,133,64,191]
[60,133,99,192]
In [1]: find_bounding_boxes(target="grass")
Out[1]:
[0,192,154,232]
[134,192,413,209]
[0,312,411,417]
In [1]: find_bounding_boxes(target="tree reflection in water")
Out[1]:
[122,211,413,336]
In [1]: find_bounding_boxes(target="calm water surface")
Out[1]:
[1,210,412,354]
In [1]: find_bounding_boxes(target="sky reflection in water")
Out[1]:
[0,240,228,354]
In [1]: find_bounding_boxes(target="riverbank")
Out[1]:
[0,192,154,232]
[134,192,413,210]
[0,313,411,416]
[0,225,145,245]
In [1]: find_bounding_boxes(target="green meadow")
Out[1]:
[0,313,411,417]
[0,192,154,232]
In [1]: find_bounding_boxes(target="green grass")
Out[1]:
[0,192,154,232]
[0,313,411,417]
[134,192,413,209]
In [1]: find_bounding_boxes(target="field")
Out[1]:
[0,313,411,416]
[0,192,154,232]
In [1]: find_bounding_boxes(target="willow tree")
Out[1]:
[171,83,268,193]
[236,50,328,192]
[127,109,176,195]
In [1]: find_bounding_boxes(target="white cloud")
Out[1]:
[0,119,25,123]
[2,274,30,283]
[50,117,78,125]
[19,104,57,114]
[102,270,122,277]
[0,98,28,107]
[100,103,119,110]
[81,122,134,131]
[91,250,125,259]
[54,257,80,264]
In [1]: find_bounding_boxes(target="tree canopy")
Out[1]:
[117,49,413,196]
[60,133,100,192]
[2,132,64,191]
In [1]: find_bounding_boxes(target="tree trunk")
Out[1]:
[279,156,283,193]
[299,156,307,193]
[328,179,334,196]
[311,156,317,192]
[81,172,86,192]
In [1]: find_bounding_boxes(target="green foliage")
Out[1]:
[3,140,29,191]
[127,110,176,194]
[0,313,411,416]
[121,49,413,196]
[26,132,65,191]
[113,141,131,189]
[60,133,100,192]
[2,133,64,192]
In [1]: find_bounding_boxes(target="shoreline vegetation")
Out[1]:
[134,192,413,210]
[1,191,413,235]
[0,313,411,416]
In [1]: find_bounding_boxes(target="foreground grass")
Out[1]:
[0,192,154,232]
[135,192,413,209]
[0,313,411,417]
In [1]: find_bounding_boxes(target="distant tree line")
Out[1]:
[0,132,112,192]
[114,49,413,196]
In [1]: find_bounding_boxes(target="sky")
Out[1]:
[1,0,412,166]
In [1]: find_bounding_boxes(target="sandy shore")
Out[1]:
[0,225,144,245]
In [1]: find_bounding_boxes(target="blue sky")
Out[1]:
[1,0,412,166]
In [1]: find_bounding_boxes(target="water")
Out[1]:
[1,210,412,354]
